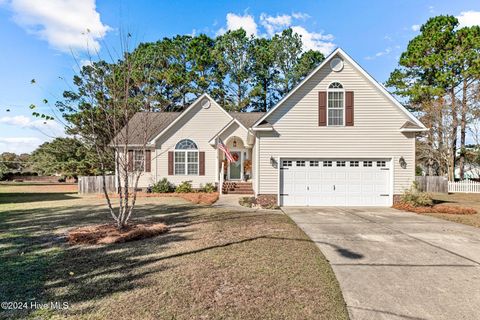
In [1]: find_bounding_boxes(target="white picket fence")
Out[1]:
[448,180,480,193]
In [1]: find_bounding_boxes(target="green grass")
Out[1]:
[0,185,348,320]
[425,193,480,228]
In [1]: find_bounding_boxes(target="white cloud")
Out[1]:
[79,59,93,68]
[0,137,44,153]
[375,47,391,57]
[217,12,336,54]
[365,47,392,60]
[0,115,65,137]
[291,26,335,55]
[292,12,310,20]
[456,11,480,28]
[411,24,421,32]
[8,0,111,52]
[217,13,257,37]
[260,13,292,36]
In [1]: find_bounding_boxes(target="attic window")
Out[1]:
[327,82,345,126]
[330,58,344,72]
[328,82,343,89]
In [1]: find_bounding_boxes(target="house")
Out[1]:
[115,48,427,206]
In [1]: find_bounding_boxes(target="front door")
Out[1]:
[228,151,242,180]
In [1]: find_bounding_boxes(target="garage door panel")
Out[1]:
[348,172,362,180]
[348,184,362,193]
[280,158,391,206]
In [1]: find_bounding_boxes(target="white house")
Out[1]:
[115,48,427,206]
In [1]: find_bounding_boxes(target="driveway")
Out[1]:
[283,207,480,320]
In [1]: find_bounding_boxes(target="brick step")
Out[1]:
[223,190,254,194]
[223,185,253,189]
[222,181,253,194]
[223,189,254,193]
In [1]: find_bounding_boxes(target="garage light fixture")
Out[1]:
[399,156,407,169]
[270,156,277,167]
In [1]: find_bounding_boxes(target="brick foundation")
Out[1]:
[393,194,402,204]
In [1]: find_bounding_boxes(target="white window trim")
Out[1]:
[174,139,199,176]
[174,150,199,175]
[134,150,145,172]
[327,81,345,127]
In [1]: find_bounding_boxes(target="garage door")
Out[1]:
[280,159,391,206]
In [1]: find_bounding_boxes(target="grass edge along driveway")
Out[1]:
[0,185,348,320]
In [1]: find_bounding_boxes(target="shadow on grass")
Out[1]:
[0,201,201,318]
[0,192,78,204]
[0,198,348,319]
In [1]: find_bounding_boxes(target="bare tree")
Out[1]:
[59,33,166,229]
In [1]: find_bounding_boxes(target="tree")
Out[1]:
[455,26,480,179]
[249,37,277,112]
[56,36,165,229]
[188,34,216,97]
[295,50,325,81]
[271,28,303,98]
[163,35,195,110]
[385,15,478,180]
[214,29,252,111]
[0,152,30,179]
[30,137,102,178]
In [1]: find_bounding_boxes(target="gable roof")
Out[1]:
[400,120,428,132]
[149,93,232,143]
[228,112,265,128]
[252,47,427,130]
[113,112,181,145]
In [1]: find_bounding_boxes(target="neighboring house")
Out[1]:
[115,48,427,206]
[455,164,480,180]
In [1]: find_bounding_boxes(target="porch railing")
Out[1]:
[219,161,224,195]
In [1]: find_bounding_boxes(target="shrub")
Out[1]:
[199,183,216,193]
[239,196,255,208]
[400,182,433,207]
[393,202,476,215]
[152,178,174,193]
[175,181,193,193]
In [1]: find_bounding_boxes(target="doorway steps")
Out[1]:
[222,181,254,194]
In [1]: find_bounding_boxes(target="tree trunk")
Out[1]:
[237,80,242,112]
[459,79,468,180]
[263,80,268,112]
[449,88,458,181]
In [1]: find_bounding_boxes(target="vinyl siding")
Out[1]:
[154,99,232,188]
[116,148,156,188]
[258,53,416,195]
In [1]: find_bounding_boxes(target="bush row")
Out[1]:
[150,178,216,194]
[395,182,477,215]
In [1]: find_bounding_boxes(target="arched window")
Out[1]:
[174,139,198,175]
[175,139,198,150]
[327,82,344,126]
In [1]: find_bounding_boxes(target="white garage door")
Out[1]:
[280,159,391,206]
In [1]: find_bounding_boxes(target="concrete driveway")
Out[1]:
[283,207,480,320]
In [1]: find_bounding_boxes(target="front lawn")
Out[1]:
[426,193,480,228]
[0,185,348,319]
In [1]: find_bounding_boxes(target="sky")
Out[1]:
[0,0,479,153]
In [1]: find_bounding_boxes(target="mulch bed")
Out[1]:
[68,223,169,245]
[99,192,219,205]
[393,202,477,215]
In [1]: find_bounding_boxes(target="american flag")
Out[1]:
[218,138,235,162]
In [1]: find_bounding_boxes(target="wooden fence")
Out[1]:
[78,175,116,194]
[415,176,448,193]
[448,180,480,193]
